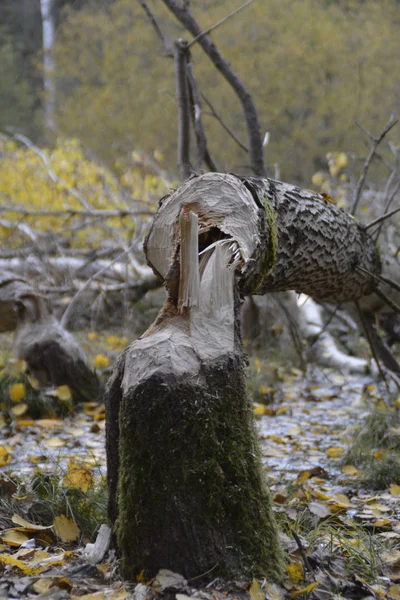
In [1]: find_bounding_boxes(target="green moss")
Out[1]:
[251,196,278,294]
[115,355,285,583]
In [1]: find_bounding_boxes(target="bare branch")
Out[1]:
[356,265,400,295]
[0,205,154,218]
[61,242,139,328]
[187,0,254,49]
[138,0,174,57]
[355,300,390,394]
[350,117,398,215]
[374,286,400,313]
[186,59,219,172]
[364,202,400,230]
[174,39,192,180]
[162,0,266,175]
[202,92,248,153]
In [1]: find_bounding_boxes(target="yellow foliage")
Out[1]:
[93,354,110,369]
[64,461,93,493]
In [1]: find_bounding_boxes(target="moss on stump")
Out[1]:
[110,351,285,583]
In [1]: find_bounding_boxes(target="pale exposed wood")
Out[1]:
[84,524,111,565]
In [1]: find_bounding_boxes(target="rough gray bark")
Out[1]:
[106,172,381,584]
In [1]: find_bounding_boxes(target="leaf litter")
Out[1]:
[0,349,400,599]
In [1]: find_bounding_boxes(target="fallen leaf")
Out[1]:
[9,382,25,402]
[286,562,304,584]
[11,514,52,531]
[0,447,12,466]
[331,494,353,508]
[11,403,28,417]
[93,354,110,369]
[56,385,72,402]
[0,529,30,546]
[309,501,331,519]
[390,484,400,497]
[250,578,265,600]
[33,579,53,594]
[327,447,344,458]
[291,582,319,598]
[45,437,65,448]
[342,465,359,477]
[53,515,80,542]
[64,462,93,493]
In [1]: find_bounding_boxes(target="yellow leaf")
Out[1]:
[87,332,98,341]
[64,462,93,493]
[375,518,391,526]
[253,403,266,415]
[16,419,36,427]
[28,376,40,390]
[9,382,26,403]
[36,419,61,428]
[286,562,304,584]
[291,582,319,598]
[374,450,387,460]
[53,515,80,542]
[0,446,12,466]
[33,579,53,594]
[11,514,52,531]
[93,354,110,369]
[0,528,30,546]
[327,447,344,458]
[342,465,359,477]
[56,385,72,402]
[332,493,353,508]
[105,335,120,346]
[297,471,311,485]
[390,484,400,497]
[249,578,264,600]
[11,403,28,417]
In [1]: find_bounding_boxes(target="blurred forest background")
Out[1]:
[1,0,400,185]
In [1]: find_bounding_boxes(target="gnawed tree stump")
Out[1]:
[105,173,381,583]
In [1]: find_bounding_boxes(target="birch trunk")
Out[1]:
[40,0,56,131]
[105,172,380,583]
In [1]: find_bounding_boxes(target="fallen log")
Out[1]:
[105,173,381,583]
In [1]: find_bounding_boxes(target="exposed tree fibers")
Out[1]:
[108,351,285,583]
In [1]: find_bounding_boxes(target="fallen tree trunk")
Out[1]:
[105,172,381,583]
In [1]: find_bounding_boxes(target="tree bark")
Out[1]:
[105,172,381,584]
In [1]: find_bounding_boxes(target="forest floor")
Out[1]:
[0,331,400,600]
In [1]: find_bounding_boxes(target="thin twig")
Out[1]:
[187,0,254,48]
[290,528,315,580]
[60,242,138,328]
[0,206,153,218]
[372,179,400,241]
[364,204,400,230]
[201,92,248,153]
[138,0,174,57]
[373,286,400,314]
[350,117,398,216]
[356,265,400,295]
[186,59,219,171]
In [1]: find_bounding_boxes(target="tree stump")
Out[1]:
[105,173,381,583]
